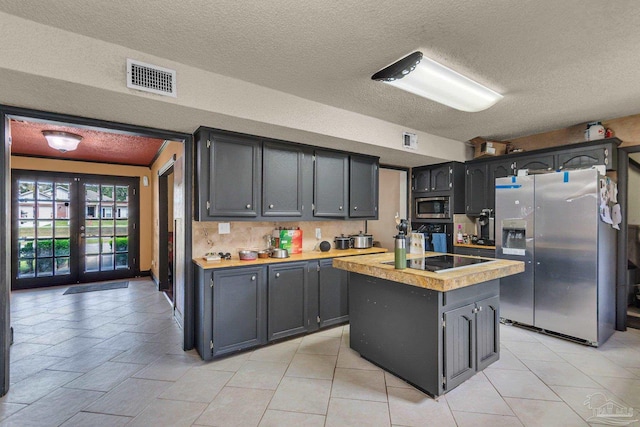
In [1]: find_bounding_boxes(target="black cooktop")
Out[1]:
[385,255,493,273]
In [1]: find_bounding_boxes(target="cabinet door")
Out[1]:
[212,267,266,357]
[556,147,608,170]
[314,150,348,217]
[475,295,500,371]
[268,262,308,341]
[430,164,451,192]
[443,303,476,391]
[262,141,304,217]
[207,133,261,217]
[488,160,514,212]
[349,155,379,218]
[318,258,349,328]
[412,168,431,192]
[516,155,554,172]
[465,164,488,216]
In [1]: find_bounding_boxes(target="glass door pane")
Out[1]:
[16,178,73,280]
[82,182,131,273]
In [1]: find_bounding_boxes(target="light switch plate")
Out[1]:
[218,223,230,234]
[315,228,322,239]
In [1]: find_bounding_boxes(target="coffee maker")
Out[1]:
[475,208,495,245]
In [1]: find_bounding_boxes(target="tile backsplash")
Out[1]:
[192,220,367,257]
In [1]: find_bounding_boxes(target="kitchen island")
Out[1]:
[333,252,524,397]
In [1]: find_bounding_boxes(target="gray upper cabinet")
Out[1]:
[200,132,261,218]
[412,164,451,193]
[464,139,619,217]
[412,168,431,192]
[515,154,554,172]
[314,150,349,218]
[487,159,515,212]
[262,141,304,217]
[431,164,452,192]
[465,164,488,216]
[556,145,614,170]
[349,155,379,218]
[195,127,379,221]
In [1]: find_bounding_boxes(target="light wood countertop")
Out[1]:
[332,252,523,292]
[193,247,388,269]
[454,242,497,250]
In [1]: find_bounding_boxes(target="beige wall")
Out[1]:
[149,142,184,280]
[192,220,366,259]
[11,156,153,271]
[0,12,467,167]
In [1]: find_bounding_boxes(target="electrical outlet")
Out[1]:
[315,228,322,239]
[218,223,231,234]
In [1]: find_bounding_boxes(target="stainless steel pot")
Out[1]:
[350,232,373,249]
[334,235,351,250]
[238,250,258,261]
[270,248,289,258]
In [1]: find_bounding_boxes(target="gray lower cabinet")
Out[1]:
[267,262,309,341]
[318,258,349,328]
[443,295,499,390]
[349,274,499,397]
[195,266,267,360]
[195,257,351,360]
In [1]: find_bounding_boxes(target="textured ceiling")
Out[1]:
[0,1,639,143]
[10,120,165,166]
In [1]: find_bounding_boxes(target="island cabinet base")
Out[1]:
[348,273,500,397]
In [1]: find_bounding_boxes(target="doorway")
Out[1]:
[0,105,194,397]
[11,171,139,290]
[158,156,175,303]
[366,167,408,250]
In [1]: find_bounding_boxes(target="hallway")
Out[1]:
[1,279,640,426]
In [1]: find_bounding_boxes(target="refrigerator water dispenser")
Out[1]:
[501,219,526,256]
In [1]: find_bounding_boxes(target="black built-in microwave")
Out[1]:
[414,196,450,219]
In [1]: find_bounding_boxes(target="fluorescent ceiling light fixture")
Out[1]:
[371,51,503,112]
[42,130,83,152]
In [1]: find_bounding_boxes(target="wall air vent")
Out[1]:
[403,132,417,150]
[126,59,177,97]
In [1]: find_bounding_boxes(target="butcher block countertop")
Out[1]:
[193,247,388,269]
[453,242,497,250]
[332,252,524,292]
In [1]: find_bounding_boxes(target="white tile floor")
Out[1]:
[2,278,640,426]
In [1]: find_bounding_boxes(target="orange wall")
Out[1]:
[150,142,184,280]
[11,156,153,271]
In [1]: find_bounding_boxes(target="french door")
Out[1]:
[11,171,139,290]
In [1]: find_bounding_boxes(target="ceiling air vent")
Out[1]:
[126,59,177,97]
[403,132,417,150]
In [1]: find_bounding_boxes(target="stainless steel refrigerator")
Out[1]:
[495,168,616,346]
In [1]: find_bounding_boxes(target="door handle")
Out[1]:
[275,273,280,278]
[80,225,85,231]
[80,233,85,238]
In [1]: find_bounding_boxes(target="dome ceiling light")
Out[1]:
[42,130,83,152]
